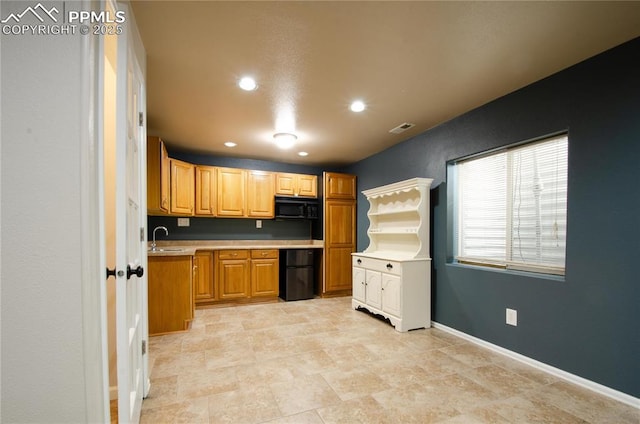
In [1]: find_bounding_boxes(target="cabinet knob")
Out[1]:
[357,259,362,264]
[386,263,393,270]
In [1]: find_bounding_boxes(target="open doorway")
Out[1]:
[103,12,119,420]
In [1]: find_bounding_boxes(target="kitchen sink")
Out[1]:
[148,248,184,252]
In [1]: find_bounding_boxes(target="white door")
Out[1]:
[115,14,147,423]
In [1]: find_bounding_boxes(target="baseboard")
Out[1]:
[109,385,118,401]
[431,322,640,409]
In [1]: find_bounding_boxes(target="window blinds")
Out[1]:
[456,134,568,275]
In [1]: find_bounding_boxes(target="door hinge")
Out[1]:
[141,340,147,355]
[139,112,144,127]
[140,227,145,242]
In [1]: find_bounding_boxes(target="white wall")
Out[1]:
[0,3,103,421]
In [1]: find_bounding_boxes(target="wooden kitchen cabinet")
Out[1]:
[324,172,356,200]
[195,165,216,216]
[323,198,356,294]
[247,170,275,218]
[250,249,279,297]
[148,255,194,335]
[170,159,195,215]
[217,249,250,299]
[276,173,318,198]
[147,136,170,215]
[214,249,279,302]
[194,251,215,304]
[322,172,356,296]
[216,167,246,217]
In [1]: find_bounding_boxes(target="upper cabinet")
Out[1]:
[147,137,170,215]
[247,170,275,218]
[146,145,315,219]
[195,165,216,216]
[324,172,356,199]
[170,159,195,215]
[216,167,246,217]
[276,173,318,198]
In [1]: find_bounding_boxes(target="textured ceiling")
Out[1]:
[131,1,640,166]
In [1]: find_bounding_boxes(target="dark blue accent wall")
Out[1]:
[345,38,640,397]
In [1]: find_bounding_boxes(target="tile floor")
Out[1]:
[141,297,638,423]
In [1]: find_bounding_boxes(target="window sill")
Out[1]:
[445,261,566,282]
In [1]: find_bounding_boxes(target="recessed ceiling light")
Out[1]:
[273,132,297,149]
[224,141,237,147]
[298,151,308,157]
[238,76,257,91]
[350,100,366,113]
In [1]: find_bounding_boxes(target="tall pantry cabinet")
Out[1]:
[322,172,357,296]
[352,178,433,332]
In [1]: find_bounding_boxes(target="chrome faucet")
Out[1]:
[151,226,168,251]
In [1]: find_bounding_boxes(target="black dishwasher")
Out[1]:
[279,249,315,301]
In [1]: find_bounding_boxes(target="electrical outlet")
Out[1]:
[177,218,190,227]
[506,308,518,326]
[256,220,262,229]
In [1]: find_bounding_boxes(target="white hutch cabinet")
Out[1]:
[352,177,433,332]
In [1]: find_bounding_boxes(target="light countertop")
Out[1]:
[147,239,324,256]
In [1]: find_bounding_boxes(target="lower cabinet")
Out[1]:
[216,249,279,301]
[194,251,215,304]
[148,255,194,335]
[352,254,430,332]
[217,250,250,300]
[250,249,279,297]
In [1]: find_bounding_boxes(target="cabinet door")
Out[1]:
[247,170,275,218]
[218,258,249,299]
[195,166,216,216]
[170,159,194,215]
[365,270,382,309]
[194,251,215,303]
[275,173,296,196]
[250,258,279,297]
[324,199,356,293]
[381,273,401,317]
[297,174,318,197]
[147,137,170,214]
[352,266,366,302]
[216,167,246,217]
[324,172,356,199]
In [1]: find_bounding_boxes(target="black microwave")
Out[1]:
[275,196,319,219]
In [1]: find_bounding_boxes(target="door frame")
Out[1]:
[78,0,110,421]
[78,0,148,421]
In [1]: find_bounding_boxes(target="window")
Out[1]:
[453,134,568,275]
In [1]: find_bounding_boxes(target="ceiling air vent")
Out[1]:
[389,122,415,134]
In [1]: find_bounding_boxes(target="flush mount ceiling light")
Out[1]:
[298,151,308,157]
[224,141,237,147]
[350,100,366,112]
[238,76,257,91]
[273,132,297,149]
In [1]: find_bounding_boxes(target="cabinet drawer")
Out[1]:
[218,249,249,259]
[352,256,401,276]
[251,249,278,259]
